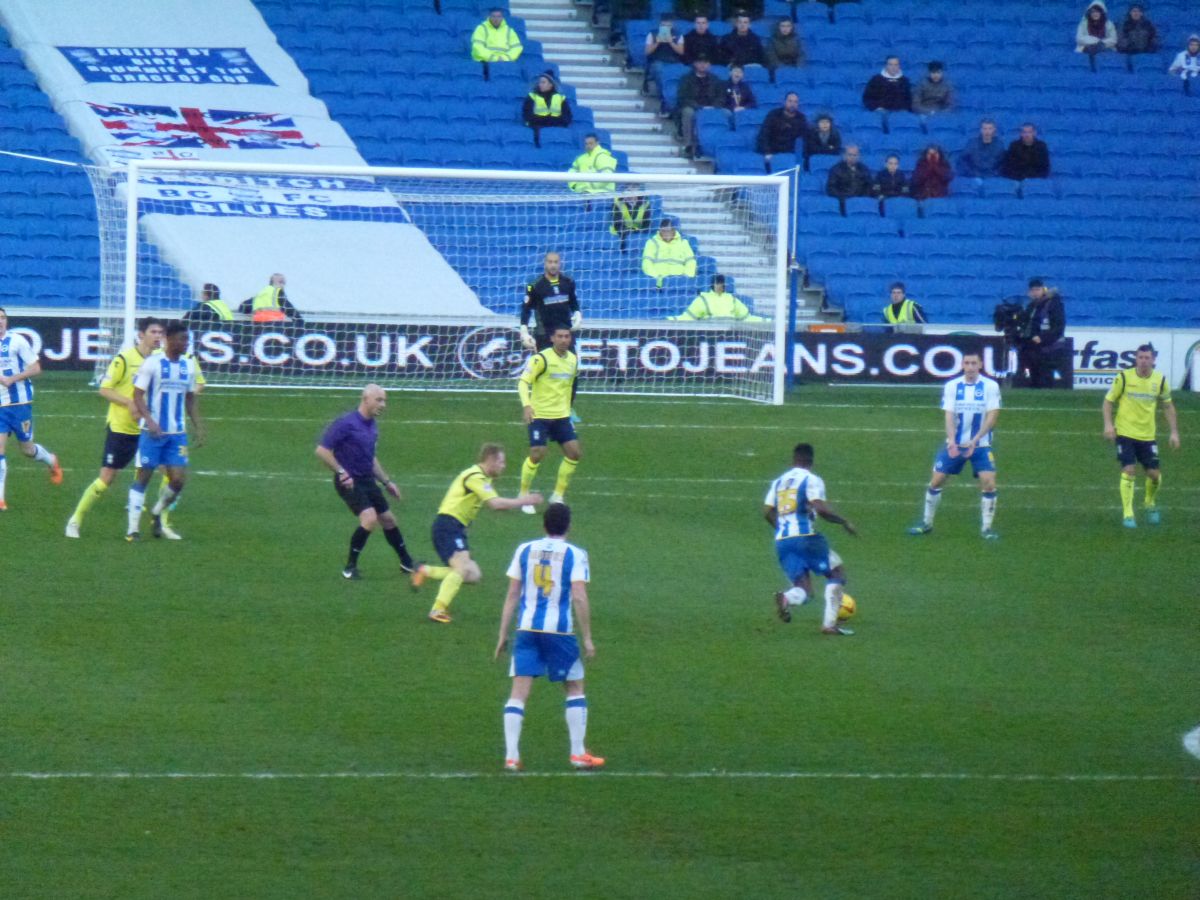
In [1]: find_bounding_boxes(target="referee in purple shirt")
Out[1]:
[315,383,417,579]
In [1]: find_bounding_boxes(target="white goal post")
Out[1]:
[86,160,791,404]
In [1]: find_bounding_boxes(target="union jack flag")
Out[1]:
[88,102,318,150]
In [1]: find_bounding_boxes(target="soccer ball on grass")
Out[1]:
[837,593,856,621]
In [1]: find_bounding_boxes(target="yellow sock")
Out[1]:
[423,565,451,580]
[520,457,540,495]
[1145,474,1161,508]
[71,478,108,522]
[554,457,579,497]
[432,571,464,613]
[1120,473,1135,518]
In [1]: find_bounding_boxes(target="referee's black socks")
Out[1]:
[347,526,371,569]
[383,525,415,571]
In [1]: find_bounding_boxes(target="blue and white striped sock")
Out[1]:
[565,696,588,757]
[503,699,525,761]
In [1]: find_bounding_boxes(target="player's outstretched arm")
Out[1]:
[811,498,858,536]
[487,493,543,512]
[572,582,595,659]
[495,578,522,660]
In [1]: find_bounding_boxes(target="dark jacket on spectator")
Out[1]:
[755,108,808,155]
[1001,138,1051,180]
[1117,13,1158,54]
[723,80,757,111]
[676,71,725,110]
[802,123,842,160]
[1022,291,1066,346]
[682,29,720,65]
[719,30,766,68]
[873,167,910,198]
[825,160,874,198]
[862,71,912,111]
[764,22,805,70]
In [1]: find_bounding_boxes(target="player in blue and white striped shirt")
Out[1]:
[0,307,63,510]
[765,442,859,635]
[908,349,1002,540]
[494,503,603,772]
[126,321,206,541]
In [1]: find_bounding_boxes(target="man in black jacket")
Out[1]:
[755,91,807,169]
[682,15,720,65]
[719,13,767,68]
[1001,123,1051,181]
[1019,278,1068,388]
[825,144,873,211]
[862,56,912,112]
[675,56,725,158]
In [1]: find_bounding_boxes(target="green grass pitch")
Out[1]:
[2,374,1197,899]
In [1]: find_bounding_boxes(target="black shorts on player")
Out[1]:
[334,474,390,516]
[431,513,470,563]
[528,417,577,447]
[101,429,140,470]
[1115,436,1159,470]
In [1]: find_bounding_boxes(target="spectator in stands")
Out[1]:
[911,145,954,200]
[1018,278,1068,389]
[1076,2,1118,70]
[802,113,842,171]
[682,14,720,66]
[472,8,524,63]
[523,72,573,148]
[719,13,767,69]
[755,92,807,171]
[644,13,685,94]
[825,144,873,211]
[862,55,912,129]
[1168,34,1200,94]
[610,188,651,253]
[669,274,765,321]
[957,118,1005,180]
[240,273,302,323]
[1117,5,1159,70]
[567,133,617,194]
[765,18,806,79]
[872,154,910,199]
[1000,123,1051,181]
[675,56,726,159]
[881,282,927,326]
[911,61,955,118]
[185,283,233,325]
[641,219,697,288]
[723,64,758,124]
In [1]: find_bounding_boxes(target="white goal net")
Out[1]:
[86,161,790,403]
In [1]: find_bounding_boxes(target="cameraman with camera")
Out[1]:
[1017,278,1067,388]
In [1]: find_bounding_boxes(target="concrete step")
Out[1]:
[580,97,649,113]
[540,49,612,64]
[513,6,580,19]
[562,74,628,89]
[631,164,700,175]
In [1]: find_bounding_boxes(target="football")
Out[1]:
[838,593,857,621]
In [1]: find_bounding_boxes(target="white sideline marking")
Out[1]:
[4,770,1196,782]
[1184,726,1200,761]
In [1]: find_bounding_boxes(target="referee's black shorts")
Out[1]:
[334,473,390,516]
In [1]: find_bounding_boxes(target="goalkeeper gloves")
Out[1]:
[571,311,583,329]
[519,325,536,350]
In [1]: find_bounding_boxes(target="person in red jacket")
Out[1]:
[911,145,954,200]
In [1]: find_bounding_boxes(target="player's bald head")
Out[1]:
[362,383,385,401]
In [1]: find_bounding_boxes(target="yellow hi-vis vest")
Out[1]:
[568,146,617,193]
[471,20,523,61]
[610,198,649,234]
[202,298,234,320]
[641,234,696,285]
[883,298,920,324]
[670,291,765,321]
[528,92,565,117]
[253,285,284,312]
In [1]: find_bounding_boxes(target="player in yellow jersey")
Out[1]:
[65,317,164,538]
[412,443,542,624]
[517,326,581,512]
[1102,343,1181,528]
